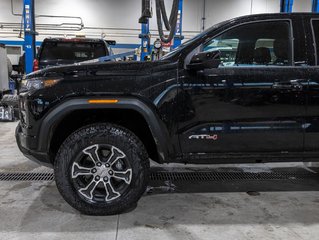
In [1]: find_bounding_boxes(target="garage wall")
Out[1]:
[293,0,312,12]
[0,0,315,45]
[205,0,278,27]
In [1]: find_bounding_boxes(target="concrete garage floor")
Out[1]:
[1,122,319,239]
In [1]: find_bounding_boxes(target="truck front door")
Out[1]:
[178,19,307,162]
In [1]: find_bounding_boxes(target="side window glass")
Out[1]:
[204,38,239,66]
[203,21,292,67]
[312,20,319,65]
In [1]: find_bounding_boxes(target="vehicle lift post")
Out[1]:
[280,0,294,13]
[23,0,36,74]
[140,21,151,61]
[173,0,184,49]
[313,0,319,12]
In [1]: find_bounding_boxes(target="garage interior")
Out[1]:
[1,0,319,239]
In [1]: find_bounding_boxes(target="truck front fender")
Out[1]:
[37,97,174,163]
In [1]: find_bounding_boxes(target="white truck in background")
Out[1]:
[0,44,15,121]
[0,44,9,92]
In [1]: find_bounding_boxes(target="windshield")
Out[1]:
[39,42,108,62]
[160,35,203,60]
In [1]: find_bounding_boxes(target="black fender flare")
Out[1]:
[37,97,173,163]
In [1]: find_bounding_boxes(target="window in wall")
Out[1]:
[203,21,292,67]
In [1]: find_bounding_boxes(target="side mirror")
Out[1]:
[187,50,221,71]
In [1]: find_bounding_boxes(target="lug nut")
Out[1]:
[95,176,100,181]
[105,163,110,168]
[91,168,97,174]
[109,170,114,175]
[104,177,109,182]
[97,162,102,167]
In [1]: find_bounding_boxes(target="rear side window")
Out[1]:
[39,42,108,62]
[312,20,319,65]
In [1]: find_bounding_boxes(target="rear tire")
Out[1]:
[54,123,150,215]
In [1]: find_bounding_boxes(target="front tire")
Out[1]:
[54,123,150,215]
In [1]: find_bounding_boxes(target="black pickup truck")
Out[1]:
[16,13,319,215]
[33,38,115,71]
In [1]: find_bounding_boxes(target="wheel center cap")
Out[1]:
[96,165,110,178]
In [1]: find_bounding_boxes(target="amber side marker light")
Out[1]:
[88,99,119,104]
[44,79,61,88]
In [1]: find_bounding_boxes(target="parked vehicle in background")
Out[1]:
[0,44,9,93]
[16,13,319,215]
[33,38,115,71]
[0,44,16,121]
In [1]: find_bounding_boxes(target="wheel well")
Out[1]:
[49,109,159,164]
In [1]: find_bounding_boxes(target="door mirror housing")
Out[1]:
[187,50,221,71]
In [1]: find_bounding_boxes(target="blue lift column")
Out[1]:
[23,0,36,74]
[140,21,151,61]
[313,0,319,12]
[173,0,184,49]
[280,0,294,13]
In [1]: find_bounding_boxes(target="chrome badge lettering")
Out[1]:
[189,134,218,140]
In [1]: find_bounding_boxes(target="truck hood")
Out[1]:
[26,60,170,80]
[39,59,84,70]
[23,59,178,104]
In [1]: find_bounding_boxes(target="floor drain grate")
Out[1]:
[0,172,54,181]
[0,170,317,182]
[149,171,317,182]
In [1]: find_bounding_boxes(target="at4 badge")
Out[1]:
[189,134,218,141]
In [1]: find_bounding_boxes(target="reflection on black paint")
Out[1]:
[189,121,307,135]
